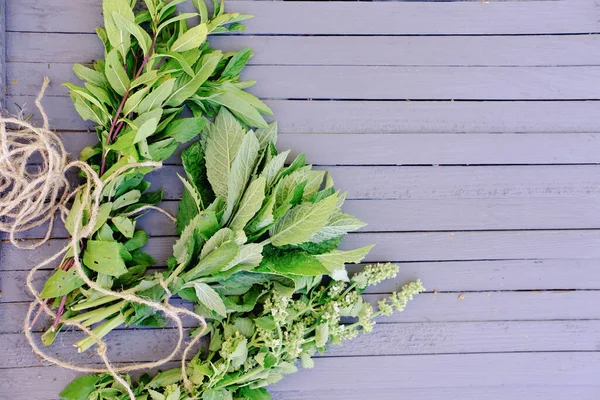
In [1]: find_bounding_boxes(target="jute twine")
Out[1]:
[0,78,206,399]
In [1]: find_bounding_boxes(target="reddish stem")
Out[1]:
[52,295,68,330]
[100,34,158,175]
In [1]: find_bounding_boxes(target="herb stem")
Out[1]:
[74,308,134,353]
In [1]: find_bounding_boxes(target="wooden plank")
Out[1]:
[6,0,600,34]
[5,290,600,334]
[1,352,599,399]
[3,165,599,203]
[5,258,600,305]
[9,33,600,66]
[3,320,600,368]
[9,96,600,133]
[11,196,600,241]
[4,230,600,270]
[8,62,600,100]
[34,131,600,166]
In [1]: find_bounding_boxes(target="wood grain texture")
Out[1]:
[3,320,600,369]
[6,0,600,34]
[5,258,600,305]
[3,165,599,203]
[3,230,600,271]
[6,290,600,332]
[9,95,600,133]
[28,131,600,166]
[8,62,600,100]
[2,352,600,399]
[9,33,600,66]
[11,196,600,241]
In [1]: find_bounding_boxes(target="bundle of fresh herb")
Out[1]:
[59,107,425,399]
[34,0,271,352]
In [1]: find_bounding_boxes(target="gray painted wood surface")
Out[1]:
[2,0,600,399]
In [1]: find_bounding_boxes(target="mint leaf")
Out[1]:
[269,194,338,247]
[184,281,227,317]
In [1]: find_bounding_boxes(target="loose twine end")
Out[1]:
[1,78,206,399]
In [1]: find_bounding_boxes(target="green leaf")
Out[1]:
[131,70,160,89]
[183,281,227,317]
[194,0,209,23]
[182,140,214,207]
[157,51,195,76]
[138,79,176,114]
[311,213,367,243]
[70,94,106,126]
[229,177,265,231]
[113,11,152,55]
[259,248,328,276]
[225,243,263,271]
[173,215,198,265]
[73,64,108,87]
[269,193,338,247]
[164,117,205,143]
[205,108,245,199]
[171,23,208,52]
[158,12,198,34]
[134,118,159,143]
[260,149,288,188]
[166,51,221,107]
[200,228,234,259]
[148,138,178,161]
[40,269,85,299]
[229,337,248,368]
[183,241,239,281]
[221,48,252,78]
[178,174,203,212]
[123,85,151,115]
[112,215,135,238]
[211,91,268,128]
[315,245,374,281]
[105,48,131,96]
[203,389,233,400]
[239,387,272,400]
[103,0,133,59]
[233,317,255,338]
[59,375,99,400]
[112,189,141,209]
[223,131,260,223]
[254,315,276,331]
[82,240,130,277]
[124,230,148,251]
[315,322,329,348]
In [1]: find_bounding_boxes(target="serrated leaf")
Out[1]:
[171,23,208,52]
[310,213,367,243]
[138,79,176,114]
[113,11,152,55]
[82,240,129,277]
[183,281,227,317]
[260,149,288,188]
[178,174,202,212]
[259,248,328,276]
[269,193,338,247]
[200,228,234,259]
[205,108,245,199]
[225,243,263,271]
[124,230,148,251]
[229,337,248,368]
[315,245,374,281]
[183,241,239,281]
[173,214,198,265]
[223,131,260,223]
[254,121,278,151]
[229,177,265,232]
[105,48,130,96]
[246,193,275,235]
